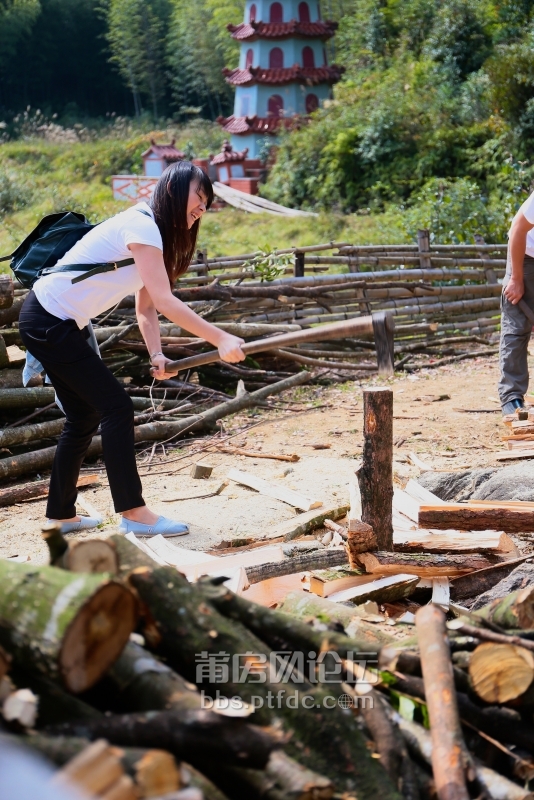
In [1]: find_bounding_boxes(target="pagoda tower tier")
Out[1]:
[218,0,344,157]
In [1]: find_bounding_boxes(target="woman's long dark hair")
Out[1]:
[150,161,213,284]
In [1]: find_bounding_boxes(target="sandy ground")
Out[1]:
[0,351,523,564]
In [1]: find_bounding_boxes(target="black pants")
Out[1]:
[19,291,144,518]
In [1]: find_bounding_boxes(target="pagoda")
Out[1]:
[218,0,343,158]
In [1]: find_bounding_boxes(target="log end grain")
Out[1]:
[66,541,119,575]
[60,582,138,693]
[468,642,534,704]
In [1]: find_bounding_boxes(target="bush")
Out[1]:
[0,168,31,217]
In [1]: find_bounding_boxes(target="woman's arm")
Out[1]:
[131,244,245,375]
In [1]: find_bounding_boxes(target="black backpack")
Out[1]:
[0,210,136,289]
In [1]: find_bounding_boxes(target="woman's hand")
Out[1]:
[217,333,245,363]
[149,353,175,379]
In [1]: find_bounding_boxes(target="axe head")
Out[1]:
[372,311,395,377]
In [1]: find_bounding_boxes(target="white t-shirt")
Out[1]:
[33,202,162,328]
[513,192,534,260]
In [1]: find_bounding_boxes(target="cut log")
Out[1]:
[190,463,214,479]
[0,473,99,508]
[0,387,55,410]
[53,739,124,796]
[354,550,504,577]
[415,605,472,800]
[100,774,137,800]
[394,529,517,555]
[0,368,42,388]
[356,388,393,549]
[418,504,534,533]
[399,716,534,800]
[450,556,533,602]
[0,418,65,449]
[346,517,378,560]
[0,560,137,692]
[474,586,534,629]
[264,503,349,541]
[470,563,534,610]
[9,666,103,726]
[327,573,420,605]
[309,565,372,597]
[0,275,14,310]
[0,295,24,326]
[42,523,118,574]
[244,547,347,583]
[276,591,397,646]
[468,642,534,703]
[46,709,278,770]
[227,468,323,511]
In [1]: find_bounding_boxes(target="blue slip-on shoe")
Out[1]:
[502,398,524,416]
[119,515,190,538]
[49,515,103,534]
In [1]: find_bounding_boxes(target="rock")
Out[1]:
[417,468,497,502]
[471,462,534,501]
[471,564,534,611]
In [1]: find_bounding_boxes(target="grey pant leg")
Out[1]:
[499,257,534,405]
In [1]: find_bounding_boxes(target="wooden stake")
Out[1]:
[415,605,472,800]
[356,388,393,550]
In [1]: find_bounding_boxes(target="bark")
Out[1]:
[398,717,533,800]
[8,666,103,726]
[450,557,533,602]
[0,372,311,482]
[46,709,278,770]
[0,296,23,326]
[449,621,534,654]
[468,642,534,703]
[0,387,55,410]
[0,473,98,508]
[415,605,472,800]
[245,548,348,583]
[43,525,119,574]
[354,551,503,577]
[474,586,534,630]
[0,560,137,693]
[418,505,534,533]
[357,389,393,550]
[0,368,43,389]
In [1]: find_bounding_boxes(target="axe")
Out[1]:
[155,311,395,378]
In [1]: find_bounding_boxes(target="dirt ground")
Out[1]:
[0,351,524,565]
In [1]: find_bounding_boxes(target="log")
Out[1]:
[0,473,98,508]
[42,524,118,574]
[0,275,14,309]
[0,295,24,326]
[264,503,349,541]
[474,586,534,629]
[468,642,534,703]
[415,605,472,800]
[0,368,42,389]
[354,550,504,577]
[53,739,126,796]
[309,566,370,597]
[327,573,420,605]
[0,387,55,410]
[0,560,137,692]
[244,547,347,583]
[418,504,534,533]
[9,664,103,726]
[398,717,534,800]
[346,519,378,559]
[470,563,534,610]
[47,709,277,770]
[0,372,311,482]
[356,388,393,550]
[450,557,533,602]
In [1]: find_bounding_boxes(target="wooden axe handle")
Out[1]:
[160,316,376,376]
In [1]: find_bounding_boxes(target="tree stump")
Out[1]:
[357,388,393,550]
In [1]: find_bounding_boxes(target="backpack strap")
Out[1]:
[0,254,13,263]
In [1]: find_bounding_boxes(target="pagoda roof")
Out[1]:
[223,64,344,87]
[211,140,250,163]
[141,138,185,160]
[228,20,337,41]
[217,115,299,134]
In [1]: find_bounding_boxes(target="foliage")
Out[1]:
[0,166,31,217]
[241,246,293,282]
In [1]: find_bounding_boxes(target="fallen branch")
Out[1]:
[0,473,98,507]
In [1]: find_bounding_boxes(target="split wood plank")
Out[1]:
[496,450,534,461]
[404,478,446,505]
[264,503,349,541]
[242,573,309,607]
[393,488,420,523]
[123,533,167,566]
[227,468,323,511]
[408,452,433,470]
[309,566,377,598]
[327,573,420,605]
[431,578,450,610]
[393,529,518,555]
[467,499,534,510]
[143,535,218,570]
[353,550,508,577]
[347,481,362,531]
[419,504,534,533]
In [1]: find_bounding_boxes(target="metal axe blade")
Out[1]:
[372,311,395,377]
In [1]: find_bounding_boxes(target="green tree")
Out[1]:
[0,0,40,70]
[105,0,171,118]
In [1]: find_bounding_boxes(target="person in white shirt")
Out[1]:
[499,191,534,415]
[19,161,245,537]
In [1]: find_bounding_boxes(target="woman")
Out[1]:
[19,161,245,536]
